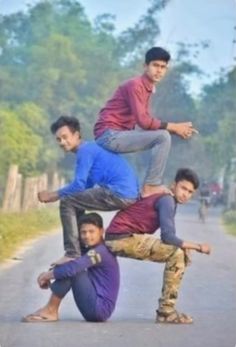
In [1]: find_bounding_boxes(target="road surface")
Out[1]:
[0,202,236,347]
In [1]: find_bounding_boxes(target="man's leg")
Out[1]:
[96,129,171,191]
[22,278,72,322]
[60,187,135,258]
[70,271,105,322]
[106,234,191,323]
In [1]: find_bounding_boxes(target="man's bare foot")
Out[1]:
[50,255,75,268]
[141,185,173,198]
[22,307,59,323]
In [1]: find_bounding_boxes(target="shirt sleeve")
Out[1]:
[127,82,162,130]
[155,195,183,247]
[53,245,106,279]
[57,145,94,198]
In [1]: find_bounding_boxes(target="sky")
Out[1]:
[1,0,236,94]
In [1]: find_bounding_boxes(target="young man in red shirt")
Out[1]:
[105,168,211,324]
[94,47,198,197]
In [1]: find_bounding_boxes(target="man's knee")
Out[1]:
[160,129,171,145]
[168,248,185,272]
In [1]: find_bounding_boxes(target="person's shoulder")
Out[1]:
[156,194,175,208]
[122,75,143,90]
[77,141,99,155]
[92,243,117,263]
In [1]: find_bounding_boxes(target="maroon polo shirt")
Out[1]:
[94,74,166,138]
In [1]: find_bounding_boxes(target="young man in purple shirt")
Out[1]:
[22,213,119,323]
[105,168,211,324]
[38,116,139,263]
[94,47,198,197]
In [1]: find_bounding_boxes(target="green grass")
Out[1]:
[222,210,236,236]
[0,208,60,261]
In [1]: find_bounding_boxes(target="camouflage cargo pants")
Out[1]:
[105,234,186,314]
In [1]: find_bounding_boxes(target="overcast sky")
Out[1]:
[1,0,236,93]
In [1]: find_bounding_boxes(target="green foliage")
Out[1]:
[0,208,60,261]
[0,0,234,186]
[0,106,43,176]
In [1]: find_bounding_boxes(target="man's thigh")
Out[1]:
[97,129,169,153]
[105,234,177,262]
[60,187,131,211]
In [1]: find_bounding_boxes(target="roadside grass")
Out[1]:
[0,208,60,261]
[223,210,236,236]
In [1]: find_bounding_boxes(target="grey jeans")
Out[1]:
[96,129,171,186]
[60,187,136,257]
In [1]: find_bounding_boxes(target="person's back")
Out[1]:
[69,140,139,199]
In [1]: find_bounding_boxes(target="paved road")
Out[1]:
[0,202,236,347]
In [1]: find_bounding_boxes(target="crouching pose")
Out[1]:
[22,213,119,323]
[105,168,211,324]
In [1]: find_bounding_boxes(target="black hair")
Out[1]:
[145,47,170,64]
[50,116,80,134]
[175,168,199,190]
[78,213,103,230]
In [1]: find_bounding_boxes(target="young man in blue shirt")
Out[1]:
[38,116,139,263]
[22,213,119,323]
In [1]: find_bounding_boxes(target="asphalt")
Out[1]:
[0,202,235,347]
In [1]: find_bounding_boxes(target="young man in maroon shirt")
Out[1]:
[105,168,211,324]
[94,47,198,197]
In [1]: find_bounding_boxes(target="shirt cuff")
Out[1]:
[159,121,168,129]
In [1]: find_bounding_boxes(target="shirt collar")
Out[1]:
[141,73,155,93]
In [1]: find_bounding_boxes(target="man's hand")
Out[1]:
[197,243,211,255]
[38,191,59,203]
[37,271,54,289]
[167,122,198,139]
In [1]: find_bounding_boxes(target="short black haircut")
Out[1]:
[175,168,199,190]
[50,116,80,134]
[78,213,103,230]
[145,47,170,64]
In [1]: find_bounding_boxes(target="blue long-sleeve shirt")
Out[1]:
[53,243,120,321]
[58,141,139,199]
[106,193,183,247]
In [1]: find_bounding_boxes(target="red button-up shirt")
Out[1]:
[94,74,164,138]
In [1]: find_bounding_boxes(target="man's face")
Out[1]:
[80,223,103,247]
[144,60,168,83]
[173,180,196,204]
[55,126,80,152]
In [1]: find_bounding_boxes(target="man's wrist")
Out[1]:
[196,244,202,253]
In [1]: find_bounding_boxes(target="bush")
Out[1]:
[0,208,60,261]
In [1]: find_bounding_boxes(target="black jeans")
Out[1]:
[60,187,136,257]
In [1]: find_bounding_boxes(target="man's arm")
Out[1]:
[166,122,199,139]
[57,146,95,198]
[156,196,211,254]
[37,245,106,287]
[127,83,164,130]
[127,84,198,137]
[38,145,95,203]
[155,196,183,247]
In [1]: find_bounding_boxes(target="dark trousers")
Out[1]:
[60,187,136,257]
[51,271,100,322]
